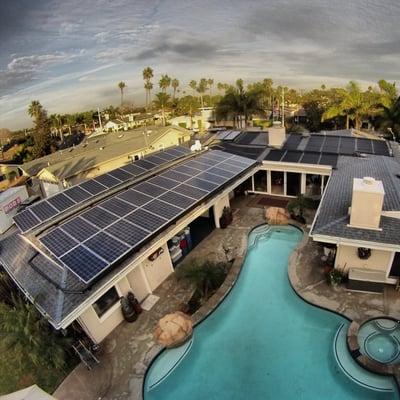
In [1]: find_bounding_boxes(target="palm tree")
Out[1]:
[159,74,171,94]
[118,81,126,107]
[189,80,197,96]
[197,78,208,108]
[171,78,179,100]
[142,67,154,109]
[207,78,214,97]
[216,79,264,128]
[28,100,43,121]
[153,92,170,126]
[322,81,379,130]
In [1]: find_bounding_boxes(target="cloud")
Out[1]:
[0,51,82,91]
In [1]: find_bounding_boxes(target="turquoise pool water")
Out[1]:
[145,226,398,399]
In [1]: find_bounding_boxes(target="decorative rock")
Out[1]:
[265,207,290,225]
[154,312,193,348]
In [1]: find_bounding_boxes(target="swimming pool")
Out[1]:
[144,226,398,399]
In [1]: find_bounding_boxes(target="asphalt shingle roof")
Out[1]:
[311,155,400,246]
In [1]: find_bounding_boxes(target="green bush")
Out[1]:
[328,269,345,286]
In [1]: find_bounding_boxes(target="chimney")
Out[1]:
[349,177,384,230]
[268,125,286,148]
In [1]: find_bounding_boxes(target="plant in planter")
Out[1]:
[328,269,345,287]
[287,195,307,224]
[219,206,233,229]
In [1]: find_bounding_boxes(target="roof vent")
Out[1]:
[99,146,105,150]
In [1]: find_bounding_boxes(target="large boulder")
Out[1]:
[154,312,193,348]
[265,206,290,225]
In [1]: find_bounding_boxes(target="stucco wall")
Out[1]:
[335,243,393,275]
[142,243,174,291]
[213,194,230,228]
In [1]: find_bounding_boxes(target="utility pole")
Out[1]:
[97,108,103,131]
[281,87,285,127]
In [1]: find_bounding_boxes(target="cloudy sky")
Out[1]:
[1,0,400,130]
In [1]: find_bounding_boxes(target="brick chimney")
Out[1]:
[349,177,384,230]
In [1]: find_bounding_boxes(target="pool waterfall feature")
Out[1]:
[144,225,399,399]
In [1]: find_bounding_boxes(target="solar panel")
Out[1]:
[305,136,324,152]
[125,208,167,232]
[108,168,134,182]
[117,189,152,207]
[60,246,108,283]
[40,228,78,257]
[223,130,242,141]
[133,181,165,197]
[94,173,121,188]
[207,167,236,179]
[223,158,252,170]
[99,197,136,217]
[319,154,338,166]
[153,151,175,161]
[283,135,302,150]
[148,176,179,190]
[143,199,184,219]
[282,151,302,163]
[144,154,167,165]
[300,152,321,164]
[174,184,208,200]
[165,146,190,156]
[160,169,191,183]
[187,160,210,170]
[81,207,118,228]
[214,162,243,174]
[61,216,99,241]
[46,193,75,212]
[356,139,373,153]
[187,177,219,192]
[105,220,150,246]
[372,141,390,156]
[120,163,147,176]
[216,130,231,140]
[64,186,92,202]
[173,164,201,175]
[134,159,156,170]
[196,171,227,185]
[13,209,40,232]
[159,191,197,209]
[264,150,285,161]
[80,180,107,195]
[30,201,58,221]
[84,232,129,263]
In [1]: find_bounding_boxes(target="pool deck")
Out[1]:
[54,195,400,400]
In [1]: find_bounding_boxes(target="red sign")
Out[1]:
[4,197,21,214]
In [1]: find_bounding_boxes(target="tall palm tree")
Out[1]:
[189,80,197,96]
[207,78,214,97]
[118,81,126,108]
[171,78,179,100]
[28,100,43,121]
[322,81,379,129]
[197,78,208,108]
[159,74,171,93]
[216,79,264,128]
[153,92,170,126]
[142,67,154,109]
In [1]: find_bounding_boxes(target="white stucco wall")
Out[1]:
[213,194,230,228]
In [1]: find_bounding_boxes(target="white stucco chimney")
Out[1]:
[349,177,385,230]
[268,126,286,148]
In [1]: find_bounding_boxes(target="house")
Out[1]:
[169,107,215,132]
[3,146,255,343]
[19,126,192,197]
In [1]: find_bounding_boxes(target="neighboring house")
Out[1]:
[103,114,157,132]
[20,126,192,197]
[169,107,215,132]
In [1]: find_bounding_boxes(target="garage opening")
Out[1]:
[188,207,216,248]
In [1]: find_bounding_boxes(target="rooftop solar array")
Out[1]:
[283,134,390,156]
[215,130,243,141]
[265,149,338,167]
[13,146,191,233]
[38,150,256,284]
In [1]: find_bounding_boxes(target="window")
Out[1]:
[93,287,120,318]
[254,170,268,192]
[286,172,301,196]
[306,174,322,197]
[271,171,284,195]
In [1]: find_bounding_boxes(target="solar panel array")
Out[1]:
[38,150,256,284]
[283,134,390,156]
[215,130,242,141]
[13,146,191,233]
[265,149,339,167]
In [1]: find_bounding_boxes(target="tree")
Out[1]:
[189,80,197,96]
[176,95,200,129]
[159,74,171,94]
[153,92,170,126]
[197,78,208,108]
[118,81,126,107]
[322,81,379,130]
[207,78,214,97]
[142,67,154,109]
[27,100,50,158]
[171,78,179,100]
[216,79,264,128]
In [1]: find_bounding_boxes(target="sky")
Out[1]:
[1,0,400,130]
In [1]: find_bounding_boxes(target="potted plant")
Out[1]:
[120,296,138,322]
[328,269,344,288]
[358,247,371,260]
[219,206,233,229]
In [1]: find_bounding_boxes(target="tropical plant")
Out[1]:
[153,92,170,126]
[118,81,126,107]
[177,260,228,299]
[322,81,380,130]
[171,78,179,100]
[142,67,154,109]
[197,78,208,108]
[189,80,197,96]
[207,78,214,97]
[216,79,264,128]
[159,74,171,94]
[27,100,50,158]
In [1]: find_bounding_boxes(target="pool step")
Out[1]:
[333,323,396,393]
[248,225,272,249]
